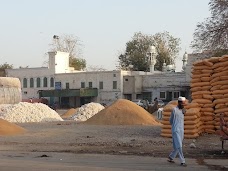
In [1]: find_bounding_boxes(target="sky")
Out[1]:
[0,0,210,72]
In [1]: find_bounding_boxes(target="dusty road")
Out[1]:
[0,121,227,170]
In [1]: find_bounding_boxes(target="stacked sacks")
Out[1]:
[184,102,202,138]
[160,101,177,138]
[191,59,215,134]
[210,55,228,130]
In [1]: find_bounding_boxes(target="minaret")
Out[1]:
[147,45,157,73]
[182,51,188,71]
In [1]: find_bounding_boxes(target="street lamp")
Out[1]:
[147,45,157,73]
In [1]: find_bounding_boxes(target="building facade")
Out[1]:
[6,51,212,108]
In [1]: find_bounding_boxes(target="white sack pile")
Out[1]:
[0,102,63,123]
[71,102,104,121]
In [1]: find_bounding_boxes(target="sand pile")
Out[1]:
[61,108,78,119]
[71,102,104,121]
[0,119,26,135]
[84,99,161,125]
[0,102,63,123]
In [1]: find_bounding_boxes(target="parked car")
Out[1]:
[132,99,149,108]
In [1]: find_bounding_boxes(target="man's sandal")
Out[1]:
[167,157,175,163]
[180,163,187,167]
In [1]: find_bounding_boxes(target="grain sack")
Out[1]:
[161,129,172,134]
[210,76,221,84]
[215,104,227,109]
[185,103,199,109]
[203,103,214,108]
[202,125,215,129]
[184,118,200,125]
[202,94,213,100]
[192,91,211,96]
[192,99,213,104]
[201,86,212,91]
[212,61,228,69]
[191,82,210,87]
[203,59,213,67]
[162,111,171,116]
[220,85,228,90]
[211,71,228,78]
[184,115,198,120]
[214,66,225,73]
[185,107,200,114]
[161,133,172,138]
[219,55,228,62]
[213,98,228,105]
[190,87,202,92]
[201,69,213,74]
[161,120,170,125]
[210,84,222,91]
[220,76,228,81]
[162,116,170,121]
[191,78,201,83]
[224,94,228,98]
[200,77,211,82]
[208,57,220,63]
[184,133,199,139]
[193,60,204,66]
[193,65,212,70]
[202,112,214,116]
[212,89,228,95]
[162,125,171,129]
[163,104,176,112]
[192,95,203,100]
[168,100,178,105]
[215,107,228,113]
[212,94,224,99]
[201,116,214,122]
[200,108,214,112]
[203,120,215,125]
[192,73,211,79]
[184,129,199,134]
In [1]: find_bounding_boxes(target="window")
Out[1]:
[99,81,103,89]
[173,91,180,99]
[125,78,128,81]
[43,77,48,87]
[113,81,117,89]
[89,82,92,88]
[37,78,41,88]
[81,82,85,88]
[50,77,54,87]
[23,78,27,88]
[66,82,69,89]
[30,78,34,88]
[113,74,116,77]
[160,91,166,99]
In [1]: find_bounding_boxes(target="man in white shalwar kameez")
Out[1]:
[167,96,187,167]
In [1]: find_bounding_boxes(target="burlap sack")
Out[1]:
[201,86,212,91]
[192,91,211,96]
[161,133,172,138]
[202,94,213,100]
[208,57,220,63]
[190,87,202,92]
[211,80,228,86]
[184,133,199,139]
[212,61,228,69]
[185,103,199,109]
[203,103,215,108]
[219,55,228,62]
[191,78,201,83]
[192,99,213,104]
[200,107,214,112]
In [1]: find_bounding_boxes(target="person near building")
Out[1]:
[167,96,187,167]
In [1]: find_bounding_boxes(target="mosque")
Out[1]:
[5,49,211,108]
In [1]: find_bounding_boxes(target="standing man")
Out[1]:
[167,96,187,167]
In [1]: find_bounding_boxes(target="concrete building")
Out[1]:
[6,50,212,108]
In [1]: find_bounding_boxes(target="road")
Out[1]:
[0,151,227,171]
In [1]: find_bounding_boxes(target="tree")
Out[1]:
[191,0,228,52]
[49,34,86,70]
[118,32,181,71]
[0,63,13,77]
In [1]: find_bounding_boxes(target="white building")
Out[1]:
[6,50,212,107]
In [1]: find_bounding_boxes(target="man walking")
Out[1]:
[167,96,187,167]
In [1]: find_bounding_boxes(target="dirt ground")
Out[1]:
[0,120,227,160]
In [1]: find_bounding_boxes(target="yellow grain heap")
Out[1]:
[83,99,161,126]
[0,119,26,135]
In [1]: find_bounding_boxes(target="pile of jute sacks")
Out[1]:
[161,55,228,139]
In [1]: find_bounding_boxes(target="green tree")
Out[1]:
[191,0,228,53]
[118,32,181,71]
[49,34,86,70]
[0,63,13,77]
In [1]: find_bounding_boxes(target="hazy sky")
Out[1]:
[0,0,210,71]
